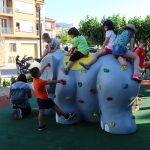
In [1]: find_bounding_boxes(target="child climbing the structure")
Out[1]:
[112,24,142,82]
[62,27,89,75]
[80,20,116,69]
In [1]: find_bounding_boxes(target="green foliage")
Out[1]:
[2,79,10,87]
[79,14,150,48]
[26,75,33,82]
[10,76,16,84]
[102,14,126,32]
[56,29,70,45]
[79,15,104,45]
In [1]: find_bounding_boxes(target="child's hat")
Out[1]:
[125,24,137,32]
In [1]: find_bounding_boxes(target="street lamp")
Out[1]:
[35,0,44,57]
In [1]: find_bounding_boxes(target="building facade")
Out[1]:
[0,0,56,67]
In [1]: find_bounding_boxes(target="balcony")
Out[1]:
[0,27,13,34]
[0,7,12,14]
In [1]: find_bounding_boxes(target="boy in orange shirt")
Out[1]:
[30,64,75,131]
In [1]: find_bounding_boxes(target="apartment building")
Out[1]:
[0,0,56,67]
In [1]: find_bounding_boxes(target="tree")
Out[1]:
[56,29,70,45]
[128,16,150,49]
[79,15,104,45]
[101,14,126,32]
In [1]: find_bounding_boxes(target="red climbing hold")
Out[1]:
[106,96,113,101]
[78,100,85,103]
[90,88,97,94]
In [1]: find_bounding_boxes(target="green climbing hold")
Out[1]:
[81,69,87,73]
[78,82,83,87]
[65,97,71,100]
[103,68,110,72]
[110,121,116,128]
[96,84,101,90]
[121,65,128,71]
[123,84,128,89]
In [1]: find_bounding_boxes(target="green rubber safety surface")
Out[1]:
[0,87,150,150]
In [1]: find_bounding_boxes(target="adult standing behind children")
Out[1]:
[112,24,142,82]
[80,20,116,69]
[42,33,60,57]
[30,64,75,131]
[9,74,32,119]
[62,27,89,75]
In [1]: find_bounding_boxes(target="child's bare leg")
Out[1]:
[62,61,73,75]
[52,105,66,117]
[52,105,75,120]
[118,56,127,66]
[80,49,106,69]
[125,50,140,74]
[88,49,107,65]
[66,61,74,69]
[38,109,43,127]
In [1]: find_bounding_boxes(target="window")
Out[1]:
[15,1,33,14]
[16,20,34,32]
[16,22,20,31]
[9,43,16,52]
[1,19,7,28]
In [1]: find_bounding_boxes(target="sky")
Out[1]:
[45,0,150,26]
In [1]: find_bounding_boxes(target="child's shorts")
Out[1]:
[70,51,84,62]
[105,47,112,54]
[37,98,55,109]
[112,44,127,56]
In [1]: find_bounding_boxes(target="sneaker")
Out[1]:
[79,62,90,70]
[62,68,69,75]
[132,73,143,82]
[38,125,47,131]
[65,112,75,120]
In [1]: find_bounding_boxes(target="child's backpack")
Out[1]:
[10,88,29,105]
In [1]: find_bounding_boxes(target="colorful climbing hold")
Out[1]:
[123,84,128,89]
[90,88,97,94]
[106,96,113,101]
[78,82,83,87]
[93,112,98,117]
[81,69,87,73]
[78,100,85,103]
[103,68,110,72]
[110,121,116,128]
[96,84,101,90]
[121,65,128,71]
[65,97,71,100]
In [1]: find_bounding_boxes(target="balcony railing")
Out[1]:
[0,7,12,14]
[0,27,13,34]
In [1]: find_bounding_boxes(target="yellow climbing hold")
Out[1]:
[110,121,116,128]
[63,55,92,70]
[121,65,128,71]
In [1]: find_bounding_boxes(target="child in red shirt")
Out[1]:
[135,39,146,70]
[133,39,146,111]
[30,64,75,131]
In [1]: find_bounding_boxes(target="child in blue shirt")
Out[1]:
[112,24,142,82]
